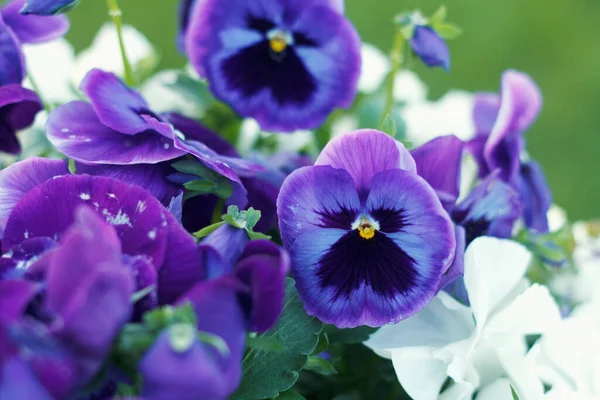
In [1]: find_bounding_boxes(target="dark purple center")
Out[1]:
[219,15,318,107]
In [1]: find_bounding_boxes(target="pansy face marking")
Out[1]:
[352,214,379,240]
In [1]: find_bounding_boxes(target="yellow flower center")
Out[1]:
[358,224,376,240]
[269,37,288,53]
[352,215,379,240]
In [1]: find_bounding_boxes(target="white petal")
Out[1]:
[486,283,561,336]
[23,39,76,103]
[475,379,514,400]
[365,292,474,357]
[393,70,428,103]
[140,70,204,117]
[463,237,531,332]
[357,43,390,94]
[390,347,449,400]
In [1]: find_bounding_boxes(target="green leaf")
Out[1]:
[511,385,520,400]
[68,158,77,174]
[193,221,226,239]
[379,113,397,137]
[435,23,463,40]
[276,390,306,400]
[165,71,215,108]
[304,356,337,376]
[231,278,323,400]
[246,335,285,352]
[246,229,272,241]
[311,332,329,356]
[245,208,262,230]
[429,6,447,26]
[324,325,378,344]
[197,331,231,356]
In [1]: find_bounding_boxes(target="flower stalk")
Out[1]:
[378,28,405,130]
[105,0,136,86]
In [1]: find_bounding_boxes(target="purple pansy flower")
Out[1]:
[467,70,551,232]
[0,206,134,398]
[277,129,455,328]
[47,69,262,207]
[141,239,290,399]
[410,25,450,71]
[185,0,361,132]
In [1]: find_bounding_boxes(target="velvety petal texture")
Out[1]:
[21,0,77,15]
[278,129,455,327]
[0,84,43,154]
[185,0,361,132]
[0,16,24,85]
[1,0,69,44]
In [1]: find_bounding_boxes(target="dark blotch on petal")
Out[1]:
[221,40,316,106]
[316,206,357,230]
[370,207,409,233]
[246,14,276,34]
[317,230,417,299]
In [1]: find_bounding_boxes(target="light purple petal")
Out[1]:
[315,129,416,197]
[0,157,68,238]
[47,101,185,164]
[0,358,53,400]
[0,280,37,321]
[234,240,290,332]
[202,224,249,267]
[411,135,463,210]
[164,112,237,156]
[1,0,69,44]
[3,175,170,267]
[277,165,361,249]
[472,93,500,135]
[518,160,551,233]
[484,70,542,183]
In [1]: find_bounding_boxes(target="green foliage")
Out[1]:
[172,158,234,200]
[231,278,323,400]
[324,325,378,344]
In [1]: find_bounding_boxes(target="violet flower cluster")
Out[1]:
[0,0,578,399]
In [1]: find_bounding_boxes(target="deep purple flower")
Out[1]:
[467,70,551,232]
[277,129,455,328]
[141,239,289,399]
[0,84,42,154]
[410,25,450,71]
[0,206,134,398]
[47,70,265,207]
[185,0,361,132]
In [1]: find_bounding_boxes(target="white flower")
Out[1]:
[358,43,390,94]
[23,39,77,104]
[394,70,428,103]
[401,91,475,145]
[140,69,204,117]
[365,237,561,400]
[72,23,155,86]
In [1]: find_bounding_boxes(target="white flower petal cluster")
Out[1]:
[365,237,563,400]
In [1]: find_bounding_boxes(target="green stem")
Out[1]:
[105,0,136,86]
[378,28,405,130]
[27,73,50,112]
[211,198,225,224]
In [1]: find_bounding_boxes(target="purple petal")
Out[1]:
[202,224,249,267]
[1,0,69,44]
[410,25,450,71]
[411,135,463,210]
[164,112,237,157]
[44,206,133,374]
[0,84,43,154]
[46,101,185,164]
[315,129,416,198]
[452,170,522,244]
[3,175,170,267]
[484,70,542,183]
[20,0,77,15]
[123,254,157,318]
[0,16,24,86]
[0,280,37,321]
[177,278,246,396]
[79,69,169,136]
[0,358,53,400]
[0,157,68,238]
[438,225,466,290]
[234,240,290,332]
[76,163,180,206]
[277,165,361,249]
[140,328,232,400]
[518,160,551,233]
[0,237,58,280]
[157,212,206,305]
[472,93,500,135]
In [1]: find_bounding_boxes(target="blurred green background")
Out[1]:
[66,0,600,219]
